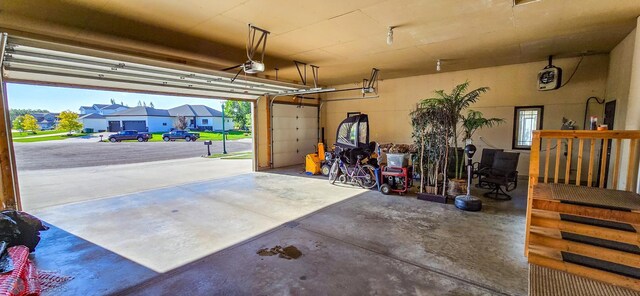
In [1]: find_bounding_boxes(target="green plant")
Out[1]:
[224,101,251,130]
[461,110,504,141]
[12,115,25,133]
[57,111,83,134]
[411,99,452,195]
[420,81,490,179]
[22,114,40,133]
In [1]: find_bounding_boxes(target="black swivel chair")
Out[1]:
[473,148,503,188]
[478,151,520,200]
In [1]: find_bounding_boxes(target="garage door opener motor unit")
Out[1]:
[537,55,562,91]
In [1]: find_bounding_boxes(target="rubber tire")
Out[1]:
[380,184,391,195]
[321,164,331,176]
[338,175,347,184]
[454,195,482,211]
[359,164,378,189]
[163,136,169,142]
[137,137,144,142]
[109,138,116,143]
[329,161,340,184]
[185,136,192,142]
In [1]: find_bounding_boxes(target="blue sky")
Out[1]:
[6,83,225,112]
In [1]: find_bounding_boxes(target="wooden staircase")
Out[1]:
[525,131,640,293]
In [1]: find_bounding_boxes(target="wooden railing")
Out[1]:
[528,130,640,192]
[524,130,640,291]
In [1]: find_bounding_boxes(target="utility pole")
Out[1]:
[221,101,227,154]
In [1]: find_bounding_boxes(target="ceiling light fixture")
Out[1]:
[386,27,394,45]
[436,59,441,72]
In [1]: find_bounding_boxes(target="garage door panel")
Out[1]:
[272,104,318,168]
[122,120,147,132]
[299,106,318,117]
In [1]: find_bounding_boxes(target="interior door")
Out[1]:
[272,104,318,168]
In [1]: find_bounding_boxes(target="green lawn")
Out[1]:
[208,151,253,159]
[13,133,88,143]
[147,130,251,142]
[11,130,68,138]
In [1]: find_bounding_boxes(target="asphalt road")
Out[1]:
[14,139,252,171]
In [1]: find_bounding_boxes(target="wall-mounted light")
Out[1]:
[387,27,394,45]
[436,59,441,72]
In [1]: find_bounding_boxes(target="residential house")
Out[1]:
[79,103,128,115]
[168,104,234,131]
[101,104,233,133]
[79,103,130,132]
[29,112,59,130]
[104,106,173,132]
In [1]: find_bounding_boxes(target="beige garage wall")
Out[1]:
[322,55,610,175]
[606,26,637,190]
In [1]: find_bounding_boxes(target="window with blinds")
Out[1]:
[513,106,544,149]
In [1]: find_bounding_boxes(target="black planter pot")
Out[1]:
[417,192,448,204]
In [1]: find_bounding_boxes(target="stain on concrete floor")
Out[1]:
[257,245,303,259]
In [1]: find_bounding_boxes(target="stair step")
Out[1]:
[561,232,640,255]
[529,263,640,296]
[562,252,640,279]
[550,184,640,211]
[560,214,637,232]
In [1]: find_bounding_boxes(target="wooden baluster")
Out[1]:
[626,139,638,192]
[544,139,551,183]
[612,138,622,190]
[576,139,584,186]
[565,139,573,184]
[599,139,609,188]
[554,139,561,183]
[588,139,596,187]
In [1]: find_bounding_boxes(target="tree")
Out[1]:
[244,113,252,130]
[224,101,251,130]
[174,115,188,130]
[57,111,83,134]
[22,114,39,133]
[9,109,49,123]
[12,116,25,133]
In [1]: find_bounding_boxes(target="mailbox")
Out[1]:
[204,140,212,156]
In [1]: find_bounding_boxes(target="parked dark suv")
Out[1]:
[108,130,152,142]
[162,130,200,142]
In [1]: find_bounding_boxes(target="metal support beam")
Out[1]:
[0,33,20,210]
[310,65,319,88]
[294,61,307,85]
[247,24,270,63]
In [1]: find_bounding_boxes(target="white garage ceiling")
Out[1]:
[1,0,639,85]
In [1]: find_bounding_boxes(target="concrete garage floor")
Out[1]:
[32,167,528,295]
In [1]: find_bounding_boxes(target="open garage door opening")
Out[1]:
[5,83,255,212]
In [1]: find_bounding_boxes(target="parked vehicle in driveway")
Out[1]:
[162,130,200,142]
[108,130,152,142]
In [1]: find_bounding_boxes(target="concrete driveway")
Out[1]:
[19,157,253,210]
[14,139,252,170]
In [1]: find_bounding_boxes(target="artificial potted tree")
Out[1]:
[411,100,451,201]
[412,81,501,199]
[461,110,504,145]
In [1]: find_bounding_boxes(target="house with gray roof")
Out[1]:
[29,112,60,130]
[102,105,233,132]
[79,103,128,115]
